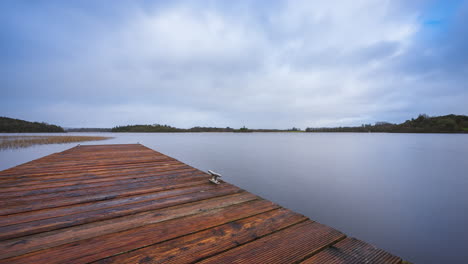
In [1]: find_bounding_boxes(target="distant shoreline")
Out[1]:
[2,114,468,134]
[2,130,467,134]
[306,114,468,134]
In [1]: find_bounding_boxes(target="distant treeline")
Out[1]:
[66,128,112,132]
[0,117,64,133]
[4,114,467,134]
[112,124,187,133]
[111,125,302,133]
[306,114,468,133]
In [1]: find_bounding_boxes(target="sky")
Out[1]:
[1,0,467,128]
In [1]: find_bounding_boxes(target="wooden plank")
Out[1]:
[197,220,345,264]
[0,161,186,183]
[95,208,307,264]
[0,183,241,240]
[0,180,209,227]
[0,167,196,196]
[0,164,193,190]
[0,156,173,172]
[300,238,402,264]
[0,156,176,177]
[0,192,258,259]
[0,170,205,201]
[1,200,279,264]
[0,176,224,216]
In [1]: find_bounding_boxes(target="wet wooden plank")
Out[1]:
[0,180,210,227]
[0,167,197,196]
[1,200,279,264]
[0,161,186,182]
[0,144,402,264]
[0,184,241,240]
[0,192,258,259]
[197,220,345,264]
[0,176,225,216]
[0,171,203,200]
[0,156,174,175]
[96,208,308,264]
[300,238,402,264]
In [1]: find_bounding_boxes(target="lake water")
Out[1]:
[1,132,467,263]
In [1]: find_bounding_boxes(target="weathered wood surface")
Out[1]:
[0,144,402,263]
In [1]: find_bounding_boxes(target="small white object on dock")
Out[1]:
[208,170,222,184]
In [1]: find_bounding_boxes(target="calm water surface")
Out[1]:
[1,132,467,264]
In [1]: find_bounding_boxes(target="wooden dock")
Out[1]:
[0,144,402,263]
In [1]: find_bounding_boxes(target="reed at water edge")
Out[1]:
[0,135,112,150]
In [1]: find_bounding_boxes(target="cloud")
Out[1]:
[1,0,467,128]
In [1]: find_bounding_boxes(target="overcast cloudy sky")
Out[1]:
[1,0,467,128]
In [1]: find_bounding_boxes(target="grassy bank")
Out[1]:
[0,136,112,150]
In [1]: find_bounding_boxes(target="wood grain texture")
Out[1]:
[300,237,402,264]
[197,220,345,264]
[0,144,402,264]
[96,208,308,264]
